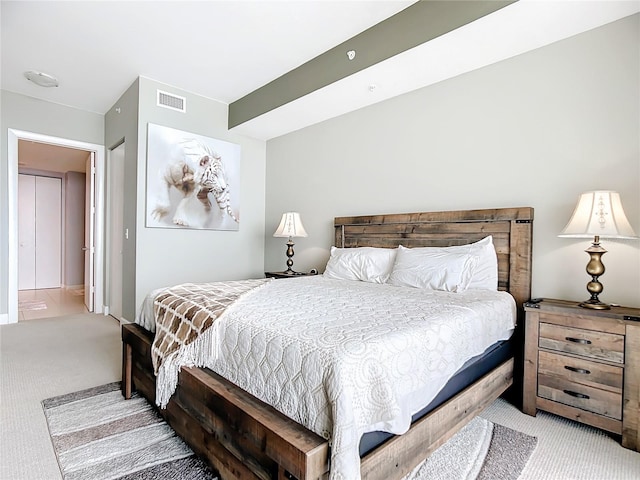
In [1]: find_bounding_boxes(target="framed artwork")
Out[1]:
[146,124,240,230]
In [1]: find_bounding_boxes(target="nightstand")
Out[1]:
[264,271,318,279]
[523,298,640,451]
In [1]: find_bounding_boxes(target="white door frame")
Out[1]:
[84,153,96,312]
[6,129,105,324]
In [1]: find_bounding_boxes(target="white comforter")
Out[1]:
[137,275,516,480]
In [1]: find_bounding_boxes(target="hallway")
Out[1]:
[18,288,88,321]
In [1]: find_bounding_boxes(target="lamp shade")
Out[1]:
[559,191,637,239]
[273,212,308,238]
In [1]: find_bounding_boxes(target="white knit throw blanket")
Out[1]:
[151,278,270,408]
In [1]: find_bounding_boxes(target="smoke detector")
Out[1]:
[24,71,59,87]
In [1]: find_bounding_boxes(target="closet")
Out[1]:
[18,174,62,290]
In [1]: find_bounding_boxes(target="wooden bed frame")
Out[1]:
[122,207,533,480]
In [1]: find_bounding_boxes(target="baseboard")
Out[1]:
[0,313,12,325]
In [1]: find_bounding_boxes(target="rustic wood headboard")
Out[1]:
[334,207,534,309]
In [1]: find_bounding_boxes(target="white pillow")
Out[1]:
[387,245,478,292]
[442,236,498,290]
[324,246,397,284]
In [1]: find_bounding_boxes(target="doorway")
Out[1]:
[6,129,105,324]
[107,142,124,321]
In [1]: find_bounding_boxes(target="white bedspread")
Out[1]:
[136,275,516,480]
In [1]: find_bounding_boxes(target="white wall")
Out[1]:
[265,15,640,308]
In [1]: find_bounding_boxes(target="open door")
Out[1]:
[84,153,95,312]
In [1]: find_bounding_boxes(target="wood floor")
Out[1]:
[18,288,88,321]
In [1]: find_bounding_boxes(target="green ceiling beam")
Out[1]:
[229,0,517,129]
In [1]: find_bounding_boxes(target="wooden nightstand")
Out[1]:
[523,298,640,451]
[264,271,318,279]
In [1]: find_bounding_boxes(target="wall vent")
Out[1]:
[157,90,186,113]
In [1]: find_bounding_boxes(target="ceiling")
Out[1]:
[2,0,639,161]
[17,140,90,174]
[1,0,414,116]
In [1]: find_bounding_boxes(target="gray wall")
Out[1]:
[104,79,140,322]
[0,91,104,317]
[265,15,640,308]
[105,77,267,321]
[64,171,86,287]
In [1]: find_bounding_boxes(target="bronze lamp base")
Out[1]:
[282,238,299,274]
[579,235,610,310]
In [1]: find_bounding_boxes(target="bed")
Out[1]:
[122,207,533,480]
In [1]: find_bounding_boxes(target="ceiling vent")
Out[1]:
[157,90,186,113]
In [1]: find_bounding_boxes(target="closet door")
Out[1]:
[35,176,62,289]
[18,175,36,290]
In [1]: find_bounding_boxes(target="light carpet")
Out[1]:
[43,382,536,480]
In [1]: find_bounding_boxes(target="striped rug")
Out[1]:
[43,383,536,480]
[42,382,217,480]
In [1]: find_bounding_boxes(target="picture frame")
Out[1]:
[145,124,240,231]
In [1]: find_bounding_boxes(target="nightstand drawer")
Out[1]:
[538,350,623,393]
[539,323,624,364]
[538,373,623,419]
[538,374,622,420]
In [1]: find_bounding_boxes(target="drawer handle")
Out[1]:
[565,337,592,345]
[563,389,590,400]
[564,365,591,375]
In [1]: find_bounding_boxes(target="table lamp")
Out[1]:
[273,212,308,275]
[559,191,638,309]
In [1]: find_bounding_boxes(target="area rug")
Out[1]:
[18,299,47,311]
[405,416,537,480]
[42,382,217,480]
[43,383,537,480]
